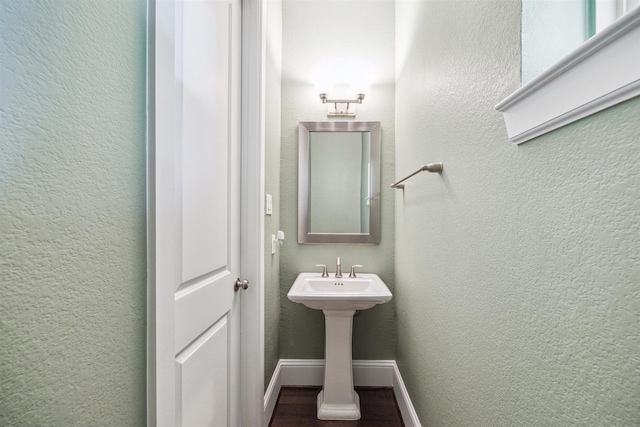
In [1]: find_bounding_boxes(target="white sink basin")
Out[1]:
[288,271,392,420]
[288,272,392,311]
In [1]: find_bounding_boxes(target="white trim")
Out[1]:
[263,360,283,426]
[264,360,421,427]
[496,7,640,144]
[147,1,179,424]
[391,362,422,427]
[240,0,265,426]
[146,2,157,424]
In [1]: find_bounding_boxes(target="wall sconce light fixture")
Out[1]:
[319,93,365,117]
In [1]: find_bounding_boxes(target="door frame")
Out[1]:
[146,0,265,425]
[239,0,265,425]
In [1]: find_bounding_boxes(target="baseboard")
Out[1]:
[264,359,421,427]
[391,362,421,427]
[263,360,283,426]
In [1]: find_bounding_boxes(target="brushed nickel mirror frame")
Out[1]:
[298,121,381,244]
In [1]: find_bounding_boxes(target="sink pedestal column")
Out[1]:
[317,309,360,420]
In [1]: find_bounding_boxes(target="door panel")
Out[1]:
[174,273,233,354]
[180,0,231,283]
[176,318,228,427]
[153,0,242,425]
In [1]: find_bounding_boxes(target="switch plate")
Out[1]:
[266,194,273,215]
[271,234,277,254]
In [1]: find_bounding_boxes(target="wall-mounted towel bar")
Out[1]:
[391,163,443,189]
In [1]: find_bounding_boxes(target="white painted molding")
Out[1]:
[496,7,640,144]
[263,361,282,427]
[264,360,422,427]
[391,362,422,427]
[240,0,265,426]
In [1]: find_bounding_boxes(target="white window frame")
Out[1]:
[496,6,640,144]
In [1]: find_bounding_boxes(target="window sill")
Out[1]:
[496,7,640,144]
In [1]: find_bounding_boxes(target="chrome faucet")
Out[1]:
[349,265,363,278]
[335,257,342,278]
[315,264,329,278]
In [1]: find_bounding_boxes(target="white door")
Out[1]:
[150,0,243,425]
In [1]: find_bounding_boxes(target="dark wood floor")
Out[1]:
[269,387,405,427]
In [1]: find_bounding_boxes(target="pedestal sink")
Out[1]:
[287,272,392,420]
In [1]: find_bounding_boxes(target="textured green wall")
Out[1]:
[279,0,396,361]
[1,1,147,425]
[264,0,283,391]
[395,1,640,425]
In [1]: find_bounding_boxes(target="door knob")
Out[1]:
[234,278,249,292]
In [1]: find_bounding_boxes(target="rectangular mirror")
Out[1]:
[298,121,381,244]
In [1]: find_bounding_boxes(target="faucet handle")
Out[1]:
[315,264,329,278]
[349,265,363,278]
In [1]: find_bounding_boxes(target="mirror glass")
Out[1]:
[298,121,380,244]
[521,0,639,84]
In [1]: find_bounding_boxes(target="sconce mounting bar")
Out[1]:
[319,93,365,117]
[319,93,365,104]
[391,163,443,189]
